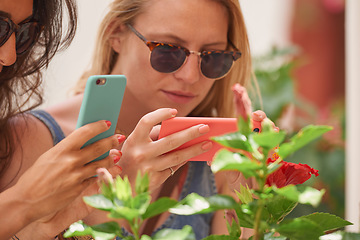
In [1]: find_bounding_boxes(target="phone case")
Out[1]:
[76,75,127,162]
[158,117,238,161]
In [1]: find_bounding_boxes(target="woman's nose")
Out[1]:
[0,34,17,67]
[173,53,201,84]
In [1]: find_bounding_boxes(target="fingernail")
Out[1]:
[105,120,112,127]
[113,155,120,164]
[199,124,210,134]
[115,165,122,172]
[118,150,122,156]
[117,135,126,144]
[170,108,177,117]
[201,141,213,150]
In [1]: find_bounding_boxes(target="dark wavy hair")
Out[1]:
[0,0,77,181]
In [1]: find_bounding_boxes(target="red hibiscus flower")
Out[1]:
[266,154,319,188]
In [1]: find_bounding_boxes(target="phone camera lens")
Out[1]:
[96,78,106,85]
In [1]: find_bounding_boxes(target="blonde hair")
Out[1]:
[73,0,255,118]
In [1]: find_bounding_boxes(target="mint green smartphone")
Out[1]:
[76,75,126,162]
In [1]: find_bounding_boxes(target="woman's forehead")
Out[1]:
[133,0,229,45]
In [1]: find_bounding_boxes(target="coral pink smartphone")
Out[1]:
[158,117,238,161]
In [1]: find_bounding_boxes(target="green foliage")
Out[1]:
[65,46,355,240]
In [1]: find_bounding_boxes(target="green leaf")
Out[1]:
[300,212,352,232]
[115,176,132,202]
[135,171,149,195]
[234,202,258,228]
[212,132,253,152]
[152,225,195,240]
[202,235,240,240]
[100,181,114,200]
[252,131,286,149]
[90,221,122,234]
[274,185,325,207]
[83,194,114,211]
[109,206,141,221]
[130,193,151,215]
[142,197,178,219]
[140,235,153,240]
[64,221,92,237]
[276,218,324,240]
[211,150,262,178]
[64,221,120,240]
[278,125,333,158]
[237,116,252,136]
[226,218,241,238]
[265,195,297,224]
[169,193,237,215]
[235,184,253,204]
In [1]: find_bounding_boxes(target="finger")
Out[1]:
[79,134,125,165]
[252,110,266,122]
[149,125,161,141]
[157,140,213,170]
[169,160,188,174]
[156,124,210,155]
[61,120,112,149]
[108,164,123,177]
[82,154,117,178]
[132,108,177,140]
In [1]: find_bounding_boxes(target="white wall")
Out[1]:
[41,0,294,107]
[42,0,112,107]
[345,0,360,232]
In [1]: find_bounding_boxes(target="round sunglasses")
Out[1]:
[0,16,42,55]
[127,24,242,80]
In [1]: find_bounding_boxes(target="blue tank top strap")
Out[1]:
[117,161,217,240]
[29,109,65,145]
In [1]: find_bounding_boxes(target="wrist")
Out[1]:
[0,186,33,238]
[15,221,60,240]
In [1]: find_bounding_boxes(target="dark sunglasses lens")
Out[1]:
[201,52,234,79]
[0,20,11,46]
[150,44,187,73]
[16,22,39,55]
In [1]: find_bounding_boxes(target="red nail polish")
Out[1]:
[113,155,120,164]
[117,135,126,144]
[118,150,122,156]
[105,120,112,127]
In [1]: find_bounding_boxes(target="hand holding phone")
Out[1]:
[159,117,238,161]
[76,75,126,162]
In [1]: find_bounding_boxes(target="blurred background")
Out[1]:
[40,0,352,231]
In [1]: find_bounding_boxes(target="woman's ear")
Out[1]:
[109,23,128,54]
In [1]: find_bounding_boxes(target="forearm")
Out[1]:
[0,186,32,240]
[11,222,59,240]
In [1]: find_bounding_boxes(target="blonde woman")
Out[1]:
[15,0,261,238]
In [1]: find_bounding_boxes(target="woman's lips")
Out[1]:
[162,90,195,104]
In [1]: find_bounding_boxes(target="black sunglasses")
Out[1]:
[127,24,242,80]
[0,16,42,55]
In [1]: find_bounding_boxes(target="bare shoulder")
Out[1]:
[0,113,54,189]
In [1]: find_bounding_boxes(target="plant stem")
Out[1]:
[253,149,269,240]
[253,199,264,240]
[130,218,141,240]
